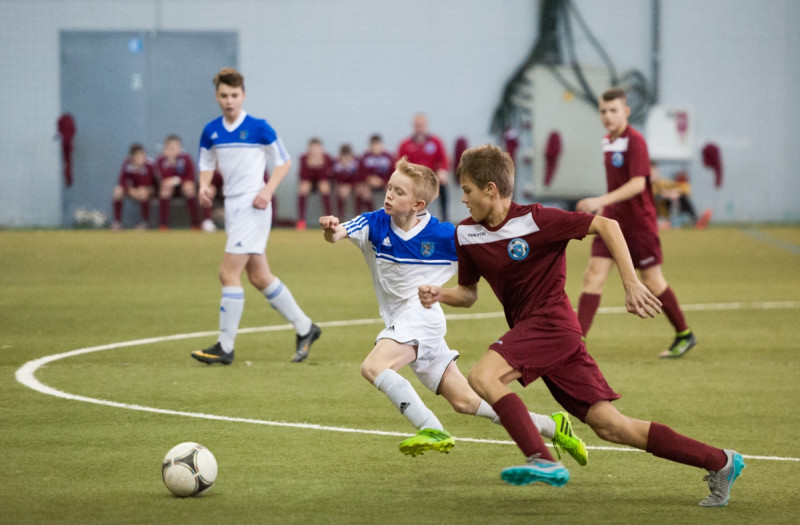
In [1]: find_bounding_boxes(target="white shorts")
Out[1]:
[376,303,459,394]
[224,192,272,254]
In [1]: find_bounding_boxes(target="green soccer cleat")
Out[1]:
[550,411,588,466]
[659,331,697,359]
[399,428,455,457]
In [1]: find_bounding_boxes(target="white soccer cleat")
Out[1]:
[202,218,217,233]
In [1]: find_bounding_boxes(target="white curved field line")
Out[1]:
[15,301,800,463]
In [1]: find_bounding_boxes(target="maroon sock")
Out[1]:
[187,198,200,227]
[297,195,307,222]
[322,194,332,216]
[159,198,170,227]
[202,205,212,221]
[113,200,122,222]
[577,293,602,336]
[657,287,689,333]
[140,201,151,223]
[646,422,727,471]
[492,393,554,460]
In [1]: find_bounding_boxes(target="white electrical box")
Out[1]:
[645,105,694,161]
[517,65,610,202]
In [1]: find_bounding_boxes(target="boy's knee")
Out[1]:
[360,360,382,384]
[467,369,490,398]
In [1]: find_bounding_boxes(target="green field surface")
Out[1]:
[2,226,798,524]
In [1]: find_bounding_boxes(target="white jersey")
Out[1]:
[343,209,457,326]
[198,111,290,198]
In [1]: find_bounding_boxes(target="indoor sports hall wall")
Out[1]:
[0,0,798,227]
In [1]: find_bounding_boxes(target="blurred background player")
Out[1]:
[320,157,586,462]
[191,67,321,365]
[111,142,155,231]
[296,137,334,230]
[397,113,450,221]
[356,133,394,213]
[331,143,360,218]
[651,162,712,230]
[576,88,696,359]
[155,134,202,231]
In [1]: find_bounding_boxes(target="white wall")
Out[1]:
[1,0,798,226]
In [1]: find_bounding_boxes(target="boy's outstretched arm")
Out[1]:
[319,215,348,243]
[588,215,662,318]
[418,283,478,309]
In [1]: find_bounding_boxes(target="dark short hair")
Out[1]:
[601,87,627,103]
[214,68,245,91]
[129,143,145,156]
[370,134,382,143]
[456,144,514,198]
[164,134,182,145]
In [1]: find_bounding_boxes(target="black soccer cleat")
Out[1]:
[191,342,234,365]
[292,323,321,363]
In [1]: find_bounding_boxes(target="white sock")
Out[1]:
[218,286,244,353]
[263,278,312,336]
[374,369,443,431]
[475,399,555,438]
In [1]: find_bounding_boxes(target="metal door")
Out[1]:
[60,31,237,226]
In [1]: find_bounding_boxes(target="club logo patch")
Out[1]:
[507,238,529,260]
[612,152,624,168]
[239,130,249,140]
[420,241,435,258]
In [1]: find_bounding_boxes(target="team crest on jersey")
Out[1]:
[420,241,435,258]
[239,130,249,140]
[507,238,529,260]
[612,151,624,167]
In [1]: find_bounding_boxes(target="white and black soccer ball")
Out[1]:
[161,442,218,497]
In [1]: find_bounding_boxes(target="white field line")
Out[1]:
[15,301,800,463]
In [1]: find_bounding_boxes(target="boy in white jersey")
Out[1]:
[319,157,587,462]
[191,68,321,365]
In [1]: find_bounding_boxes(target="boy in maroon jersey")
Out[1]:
[331,143,360,218]
[155,135,202,231]
[576,88,696,358]
[418,144,744,507]
[296,137,334,230]
[111,143,156,231]
[355,134,394,213]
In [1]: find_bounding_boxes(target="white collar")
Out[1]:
[390,210,431,241]
[222,111,247,132]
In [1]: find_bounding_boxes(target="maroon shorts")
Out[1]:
[591,230,663,270]
[489,321,620,422]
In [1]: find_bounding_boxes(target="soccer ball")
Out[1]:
[161,442,218,497]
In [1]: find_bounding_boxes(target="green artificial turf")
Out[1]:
[1,226,798,524]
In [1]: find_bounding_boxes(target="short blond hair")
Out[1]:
[456,144,514,198]
[395,156,439,206]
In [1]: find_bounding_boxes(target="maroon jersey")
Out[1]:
[360,151,395,183]
[155,152,195,184]
[602,126,657,235]
[118,158,156,189]
[299,153,334,183]
[332,157,360,184]
[397,134,449,172]
[456,202,594,332]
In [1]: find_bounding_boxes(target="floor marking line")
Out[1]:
[15,300,800,463]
